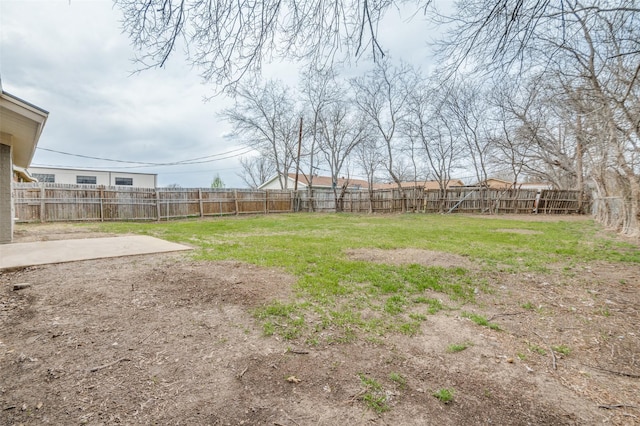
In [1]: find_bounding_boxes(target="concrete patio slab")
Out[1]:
[0,236,192,271]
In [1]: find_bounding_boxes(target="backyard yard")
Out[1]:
[1,214,639,425]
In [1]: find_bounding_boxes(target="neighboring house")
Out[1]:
[0,81,49,244]
[259,173,370,190]
[27,166,158,188]
[474,178,553,190]
[374,179,465,190]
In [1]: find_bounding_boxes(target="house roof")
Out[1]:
[289,173,370,189]
[0,88,49,168]
[472,178,553,189]
[374,179,465,190]
[259,173,371,189]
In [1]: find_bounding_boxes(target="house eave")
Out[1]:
[0,90,49,168]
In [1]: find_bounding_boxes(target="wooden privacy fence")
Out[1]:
[12,183,586,223]
[13,183,294,222]
[299,187,587,214]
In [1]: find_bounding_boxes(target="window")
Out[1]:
[33,173,55,183]
[76,175,97,184]
[115,177,133,186]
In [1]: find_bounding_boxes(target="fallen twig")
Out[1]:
[345,389,367,404]
[487,312,526,321]
[287,349,309,355]
[585,364,640,379]
[533,332,557,370]
[237,366,249,378]
[139,328,158,344]
[284,410,301,426]
[12,283,31,291]
[598,404,639,410]
[89,358,130,373]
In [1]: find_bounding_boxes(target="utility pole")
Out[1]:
[294,117,303,191]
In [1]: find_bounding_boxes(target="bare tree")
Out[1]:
[351,58,415,211]
[443,0,640,234]
[353,136,383,213]
[114,0,428,90]
[299,67,341,209]
[238,155,276,189]
[487,81,539,187]
[445,82,492,186]
[317,99,367,211]
[222,79,300,188]
[404,77,463,210]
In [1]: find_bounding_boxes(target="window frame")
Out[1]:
[76,175,97,185]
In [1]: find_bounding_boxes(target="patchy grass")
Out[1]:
[358,374,389,413]
[552,345,571,356]
[460,311,501,331]
[96,214,640,342]
[389,372,407,389]
[529,344,547,356]
[433,388,455,404]
[447,341,473,353]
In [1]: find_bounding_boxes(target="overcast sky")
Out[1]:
[0,0,441,188]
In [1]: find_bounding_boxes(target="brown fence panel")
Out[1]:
[13,183,42,222]
[104,186,158,221]
[43,184,102,221]
[265,190,293,213]
[200,189,237,216]
[538,190,582,214]
[493,189,538,214]
[157,188,200,219]
[12,183,585,223]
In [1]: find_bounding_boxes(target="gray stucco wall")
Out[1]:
[0,143,13,244]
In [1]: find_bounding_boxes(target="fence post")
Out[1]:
[99,186,104,222]
[39,183,46,223]
[198,189,204,217]
[155,189,161,221]
[265,190,269,214]
[234,190,239,215]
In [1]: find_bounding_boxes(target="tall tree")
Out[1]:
[444,1,640,234]
[351,59,414,210]
[299,67,341,207]
[404,77,463,210]
[222,80,300,189]
[237,155,276,189]
[353,136,383,214]
[317,99,367,211]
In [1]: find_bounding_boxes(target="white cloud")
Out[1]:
[1,0,445,188]
[1,0,241,188]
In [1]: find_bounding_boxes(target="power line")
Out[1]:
[36,146,255,166]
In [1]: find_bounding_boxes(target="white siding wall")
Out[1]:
[259,176,304,190]
[28,167,157,188]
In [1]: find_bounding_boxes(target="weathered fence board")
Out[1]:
[12,183,297,222]
[12,183,586,223]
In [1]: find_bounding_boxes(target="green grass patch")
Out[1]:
[447,341,473,353]
[521,302,535,310]
[552,345,571,356]
[529,344,547,355]
[389,372,407,388]
[433,388,455,404]
[255,301,305,339]
[461,311,501,330]
[358,373,389,413]
[92,214,639,342]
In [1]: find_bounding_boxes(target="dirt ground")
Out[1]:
[1,219,639,425]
